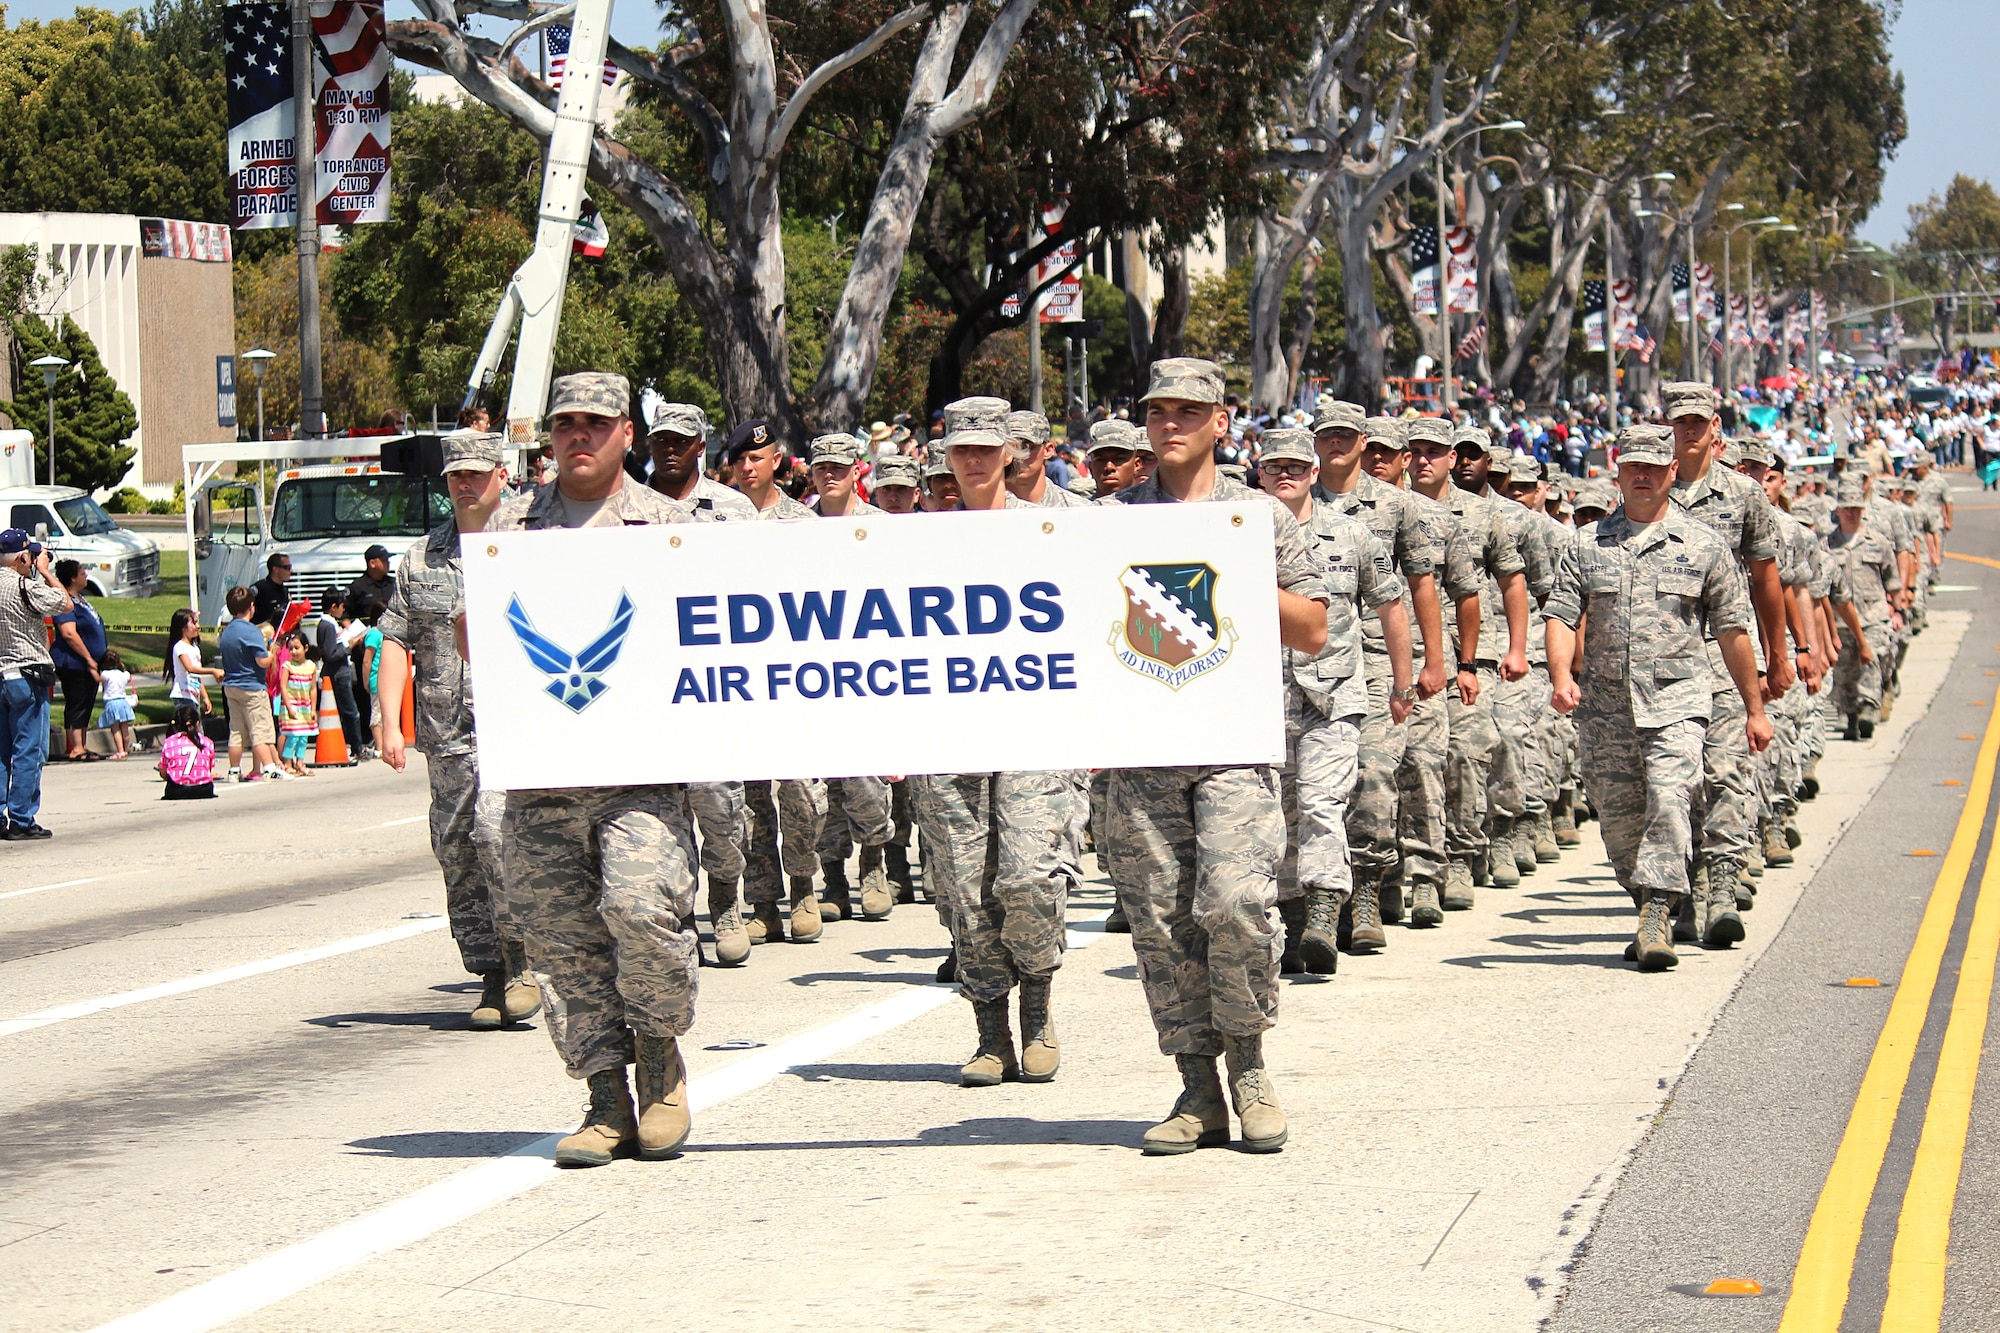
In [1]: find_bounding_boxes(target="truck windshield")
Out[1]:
[271,475,452,541]
[54,496,118,536]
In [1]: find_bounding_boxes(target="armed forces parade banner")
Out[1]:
[463,504,1284,790]
[225,0,390,230]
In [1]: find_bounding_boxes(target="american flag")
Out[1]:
[1408,225,1440,316]
[1631,322,1656,365]
[547,25,617,88]
[1455,316,1487,363]
[224,2,296,228]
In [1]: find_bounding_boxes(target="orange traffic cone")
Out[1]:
[312,678,355,767]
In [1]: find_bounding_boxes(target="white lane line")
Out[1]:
[358,815,428,832]
[89,911,1117,1333]
[0,919,449,1039]
[0,876,100,903]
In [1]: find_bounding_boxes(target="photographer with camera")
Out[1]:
[0,527,74,840]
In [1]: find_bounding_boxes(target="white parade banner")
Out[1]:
[462,502,1285,790]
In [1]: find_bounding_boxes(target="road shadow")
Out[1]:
[1103,964,1139,981]
[787,970,941,988]
[305,1010,526,1032]
[854,946,950,964]
[347,1131,550,1158]
[1442,951,1632,970]
[1502,906,1635,923]
[684,1116,1158,1153]
[790,1061,962,1084]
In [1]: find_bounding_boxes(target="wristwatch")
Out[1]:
[1392,686,1419,704]
[1457,661,1478,674]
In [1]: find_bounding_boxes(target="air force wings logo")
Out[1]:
[1109,562,1237,690]
[507,591,635,713]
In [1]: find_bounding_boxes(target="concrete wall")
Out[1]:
[136,253,236,485]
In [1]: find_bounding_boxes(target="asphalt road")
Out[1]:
[0,485,1993,1333]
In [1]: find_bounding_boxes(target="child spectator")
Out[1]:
[355,598,388,757]
[277,630,320,777]
[158,701,216,799]
[98,650,136,759]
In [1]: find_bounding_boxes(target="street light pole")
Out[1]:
[29,354,68,488]
[243,348,275,442]
[290,0,324,438]
[1604,206,1618,430]
[1437,143,1450,416]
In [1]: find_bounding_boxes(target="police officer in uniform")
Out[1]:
[374,432,540,1031]
[487,372,704,1167]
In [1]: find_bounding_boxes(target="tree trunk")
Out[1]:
[1329,190,1385,408]
[1281,244,1322,409]
[1151,247,1189,361]
[1248,213,1312,413]
[1120,228,1152,400]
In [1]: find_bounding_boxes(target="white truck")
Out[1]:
[0,429,164,599]
[182,437,449,628]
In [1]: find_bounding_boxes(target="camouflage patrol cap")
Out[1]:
[1573,482,1618,515]
[922,455,954,481]
[945,427,1008,453]
[942,395,1011,435]
[1453,424,1492,452]
[1889,472,1918,493]
[1140,357,1226,404]
[1661,380,1719,421]
[1085,420,1144,455]
[1258,428,1317,464]
[807,433,865,466]
[1312,399,1368,435]
[647,401,709,439]
[1217,463,1249,484]
[1404,416,1452,448]
[1485,442,1515,467]
[441,430,506,474]
[1004,410,1052,445]
[1616,424,1676,466]
[1725,436,1772,468]
[547,371,630,420]
[1504,455,1545,485]
[1833,473,1868,506]
[1363,416,1406,449]
[871,454,922,489]
[1911,447,1934,467]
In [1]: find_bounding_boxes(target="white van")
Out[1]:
[0,483,164,599]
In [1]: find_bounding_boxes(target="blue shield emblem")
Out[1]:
[507,591,635,713]
[1110,562,1235,690]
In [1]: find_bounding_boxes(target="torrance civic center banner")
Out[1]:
[225,0,391,230]
[462,504,1285,790]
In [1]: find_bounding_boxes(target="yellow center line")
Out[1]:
[1944,552,2000,570]
[1880,774,2000,1329]
[1777,678,2000,1333]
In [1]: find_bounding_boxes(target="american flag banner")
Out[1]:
[1446,226,1480,313]
[224,1,390,229]
[1752,294,1773,349]
[1782,304,1801,352]
[547,25,618,88]
[1671,264,1691,323]
[313,0,390,226]
[1631,322,1657,365]
[1454,316,1487,363]
[1409,226,1441,316]
[1582,280,1607,353]
[1611,278,1640,350]
[1810,290,1827,337]
[225,2,297,229]
[1729,293,1752,347]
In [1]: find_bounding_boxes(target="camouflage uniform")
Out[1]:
[1484,469,1556,865]
[817,776,893,860]
[1547,506,1752,908]
[1441,480,1527,868]
[740,486,825,903]
[1104,471,1328,1053]
[1398,481,1482,898]
[376,512,511,975]
[1313,469,1437,889]
[1667,453,1780,891]
[1828,502,1901,723]
[491,441,703,1078]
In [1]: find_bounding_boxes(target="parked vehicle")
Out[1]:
[0,482,164,598]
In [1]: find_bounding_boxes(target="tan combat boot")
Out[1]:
[1674,864,1703,943]
[1442,859,1475,911]
[747,900,783,944]
[1703,870,1746,948]
[1378,876,1404,925]
[709,878,750,967]
[501,939,541,1023]
[1531,810,1560,863]
[1551,792,1582,848]
[554,1067,637,1167]
[469,971,507,1031]
[1488,819,1521,888]
[1514,818,1539,875]
[788,875,823,943]
[1223,1034,1288,1153]
[1633,894,1678,972]
[820,859,852,921]
[857,845,895,920]
[1299,888,1341,974]
[1347,876,1386,954]
[1764,821,1795,867]
[1409,879,1444,927]
[1103,899,1131,933]
[885,842,916,904]
[633,1034,692,1160]
[1141,1055,1230,1155]
[960,997,1020,1087]
[1018,977,1059,1082]
[1279,897,1307,974]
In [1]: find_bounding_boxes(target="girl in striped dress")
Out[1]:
[277,631,321,777]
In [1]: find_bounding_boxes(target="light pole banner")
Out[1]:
[462,503,1286,791]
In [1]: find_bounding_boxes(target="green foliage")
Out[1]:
[0,314,137,491]
[235,248,398,434]
[104,487,148,513]
[0,1,227,221]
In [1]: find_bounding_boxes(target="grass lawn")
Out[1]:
[101,549,192,634]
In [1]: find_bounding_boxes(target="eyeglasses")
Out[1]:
[1260,461,1313,479]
